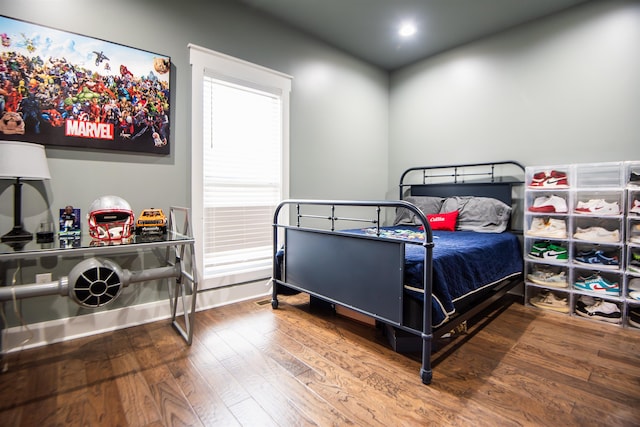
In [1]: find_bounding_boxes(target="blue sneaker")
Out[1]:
[573,274,620,295]
[574,249,619,269]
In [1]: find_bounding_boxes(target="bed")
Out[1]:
[271,161,525,384]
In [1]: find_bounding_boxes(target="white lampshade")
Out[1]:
[0,140,51,180]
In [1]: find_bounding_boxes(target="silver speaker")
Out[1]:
[0,257,180,308]
[67,258,126,308]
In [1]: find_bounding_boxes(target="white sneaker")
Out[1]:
[530,291,569,313]
[575,300,621,323]
[630,224,640,244]
[527,268,567,288]
[630,199,640,215]
[527,218,567,238]
[628,278,640,300]
[573,226,620,243]
[577,294,596,307]
[529,195,568,213]
[574,199,620,215]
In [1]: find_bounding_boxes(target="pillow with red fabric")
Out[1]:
[425,210,458,231]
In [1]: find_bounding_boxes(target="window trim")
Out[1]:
[189,44,291,290]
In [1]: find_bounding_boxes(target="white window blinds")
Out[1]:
[202,75,282,280]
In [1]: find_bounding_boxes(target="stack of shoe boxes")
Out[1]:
[524,161,640,329]
[626,161,640,328]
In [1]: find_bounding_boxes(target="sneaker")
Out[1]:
[573,226,620,243]
[529,195,568,213]
[629,223,640,244]
[574,199,620,215]
[527,267,568,288]
[528,170,569,189]
[530,291,569,313]
[529,171,548,186]
[576,294,596,311]
[630,171,640,187]
[630,251,640,273]
[630,199,640,215]
[573,249,619,269]
[629,308,640,328]
[528,241,568,262]
[575,299,621,323]
[628,278,640,300]
[527,218,567,238]
[573,274,620,295]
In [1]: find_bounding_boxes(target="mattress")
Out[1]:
[353,226,523,326]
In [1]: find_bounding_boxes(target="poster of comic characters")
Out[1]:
[0,15,170,154]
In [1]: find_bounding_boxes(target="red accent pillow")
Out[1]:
[426,210,458,231]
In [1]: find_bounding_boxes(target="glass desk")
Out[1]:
[0,207,197,350]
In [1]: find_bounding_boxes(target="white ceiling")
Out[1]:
[238,0,592,70]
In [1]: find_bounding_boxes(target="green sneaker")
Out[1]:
[630,251,640,273]
[528,242,568,262]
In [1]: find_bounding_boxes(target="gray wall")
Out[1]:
[0,0,388,325]
[389,0,640,197]
[1,0,389,232]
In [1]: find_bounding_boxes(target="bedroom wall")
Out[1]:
[0,0,388,334]
[388,0,640,197]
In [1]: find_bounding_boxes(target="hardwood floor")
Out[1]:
[1,292,639,426]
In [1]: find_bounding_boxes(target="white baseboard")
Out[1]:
[2,280,271,354]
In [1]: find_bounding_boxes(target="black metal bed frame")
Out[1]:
[271,161,525,384]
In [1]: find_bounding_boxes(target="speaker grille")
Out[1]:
[69,258,124,308]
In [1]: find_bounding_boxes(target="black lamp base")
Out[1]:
[1,226,33,243]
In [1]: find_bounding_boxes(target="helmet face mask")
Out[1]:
[88,196,134,241]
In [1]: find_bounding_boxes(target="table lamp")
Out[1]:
[0,141,51,242]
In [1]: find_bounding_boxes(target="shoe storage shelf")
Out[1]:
[626,161,640,329]
[524,161,640,329]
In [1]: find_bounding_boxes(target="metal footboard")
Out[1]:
[271,199,436,384]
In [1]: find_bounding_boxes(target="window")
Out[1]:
[190,44,291,289]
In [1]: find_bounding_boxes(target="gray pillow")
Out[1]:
[440,196,512,233]
[394,196,445,225]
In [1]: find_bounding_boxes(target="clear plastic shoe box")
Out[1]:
[524,161,640,329]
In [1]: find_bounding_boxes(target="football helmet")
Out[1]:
[87,195,134,240]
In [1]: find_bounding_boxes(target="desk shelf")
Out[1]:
[0,206,198,350]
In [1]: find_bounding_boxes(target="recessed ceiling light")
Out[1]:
[399,22,416,37]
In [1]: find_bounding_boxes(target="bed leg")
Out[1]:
[421,332,433,385]
[271,281,279,309]
[420,367,433,385]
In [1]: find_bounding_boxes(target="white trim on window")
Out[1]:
[189,44,291,290]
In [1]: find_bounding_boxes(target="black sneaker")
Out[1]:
[630,171,640,187]
[629,308,640,328]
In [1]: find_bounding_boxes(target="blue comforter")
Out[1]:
[350,226,523,327]
[275,226,523,328]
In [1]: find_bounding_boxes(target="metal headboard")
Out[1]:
[399,161,525,197]
[399,161,525,205]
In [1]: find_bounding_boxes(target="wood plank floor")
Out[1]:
[1,292,640,426]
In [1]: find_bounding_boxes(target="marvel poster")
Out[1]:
[0,15,170,154]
